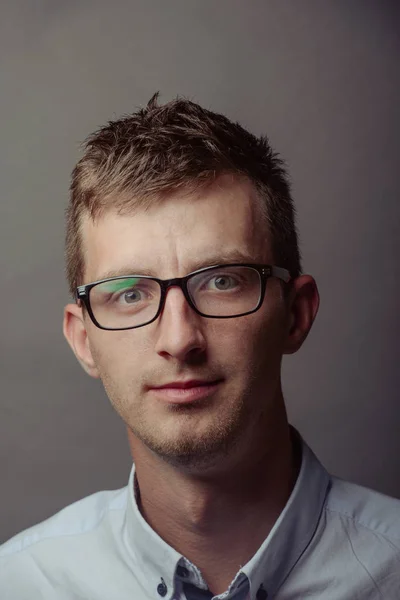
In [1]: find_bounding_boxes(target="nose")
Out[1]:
[153,286,207,361]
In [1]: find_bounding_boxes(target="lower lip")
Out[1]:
[149,381,221,404]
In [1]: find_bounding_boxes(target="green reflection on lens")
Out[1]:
[100,278,141,292]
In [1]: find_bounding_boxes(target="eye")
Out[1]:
[118,288,142,304]
[112,284,157,305]
[191,269,245,294]
[209,275,238,291]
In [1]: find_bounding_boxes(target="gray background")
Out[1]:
[1,0,399,543]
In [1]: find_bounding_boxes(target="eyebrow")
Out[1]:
[94,250,260,281]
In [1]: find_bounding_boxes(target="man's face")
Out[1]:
[75,176,290,471]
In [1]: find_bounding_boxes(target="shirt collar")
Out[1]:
[122,425,331,599]
[241,426,331,599]
[122,465,181,599]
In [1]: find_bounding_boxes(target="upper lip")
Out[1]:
[150,379,220,390]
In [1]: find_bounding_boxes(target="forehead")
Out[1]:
[81,175,272,282]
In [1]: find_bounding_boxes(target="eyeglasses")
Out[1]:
[75,263,292,331]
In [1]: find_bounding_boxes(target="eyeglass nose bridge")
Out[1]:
[157,274,198,314]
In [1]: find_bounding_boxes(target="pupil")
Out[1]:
[216,277,229,289]
[124,290,139,303]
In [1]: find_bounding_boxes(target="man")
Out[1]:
[1,93,399,599]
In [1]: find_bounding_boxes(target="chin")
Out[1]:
[142,421,238,470]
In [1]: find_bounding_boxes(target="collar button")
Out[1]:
[256,584,268,600]
[157,577,168,597]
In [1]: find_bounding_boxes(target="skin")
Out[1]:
[64,174,319,595]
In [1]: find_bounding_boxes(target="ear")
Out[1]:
[63,303,100,378]
[282,275,320,355]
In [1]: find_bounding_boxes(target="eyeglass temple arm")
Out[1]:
[270,266,292,283]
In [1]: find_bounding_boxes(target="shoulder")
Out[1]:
[0,485,127,559]
[325,474,400,546]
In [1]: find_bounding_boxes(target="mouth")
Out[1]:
[148,380,222,404]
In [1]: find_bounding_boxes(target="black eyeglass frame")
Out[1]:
[75,263,292,331]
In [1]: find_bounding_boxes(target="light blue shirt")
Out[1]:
[1,426,400,599]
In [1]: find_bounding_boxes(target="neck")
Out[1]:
[127,409,301,596]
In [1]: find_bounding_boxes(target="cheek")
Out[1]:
[209,318,268,372]
[229,312,285,370]
[89,330,145,380]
